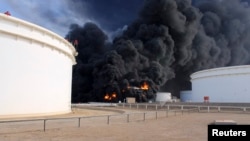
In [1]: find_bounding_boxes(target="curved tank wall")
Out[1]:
[190,65,250,103]
[180,91,192,102]
[156,92,171,102]
[0,13,77,117]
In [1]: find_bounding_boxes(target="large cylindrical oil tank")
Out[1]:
[190,65,250,103]
[0,13,77,117]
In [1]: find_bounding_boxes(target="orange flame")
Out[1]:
[104,92,117,101]
[112,92,117,98]
[140,82,149,90]
[104,94,110,100]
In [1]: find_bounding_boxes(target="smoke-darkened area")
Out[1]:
[66,0,250,103]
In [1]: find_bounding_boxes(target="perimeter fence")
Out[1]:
[0,103,249,134]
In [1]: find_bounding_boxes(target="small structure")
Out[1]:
[204,96,209,103]
[126,97,136,103]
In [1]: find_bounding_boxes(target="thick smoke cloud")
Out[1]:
[67,0,250,102]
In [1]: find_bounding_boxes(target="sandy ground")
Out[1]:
[0,108,250,141]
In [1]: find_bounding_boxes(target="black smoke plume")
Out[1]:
[66,0,250,103]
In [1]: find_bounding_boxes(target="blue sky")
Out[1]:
[0,0,143,38]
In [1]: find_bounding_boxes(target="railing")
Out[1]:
[117,103,250,113]
[0,103,249,134]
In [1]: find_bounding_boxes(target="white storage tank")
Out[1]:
[191,65,250,103]
[0,13,77,117]
[180,90,192,102]
[156,92,172,102]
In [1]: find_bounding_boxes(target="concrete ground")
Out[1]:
[0,107,250,141]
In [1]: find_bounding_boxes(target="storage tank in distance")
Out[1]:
[156,92,172,102]
[180,91,192,102]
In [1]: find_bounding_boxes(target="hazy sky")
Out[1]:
[0,0,144,37]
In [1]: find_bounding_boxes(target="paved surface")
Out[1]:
[0,108,250,141]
